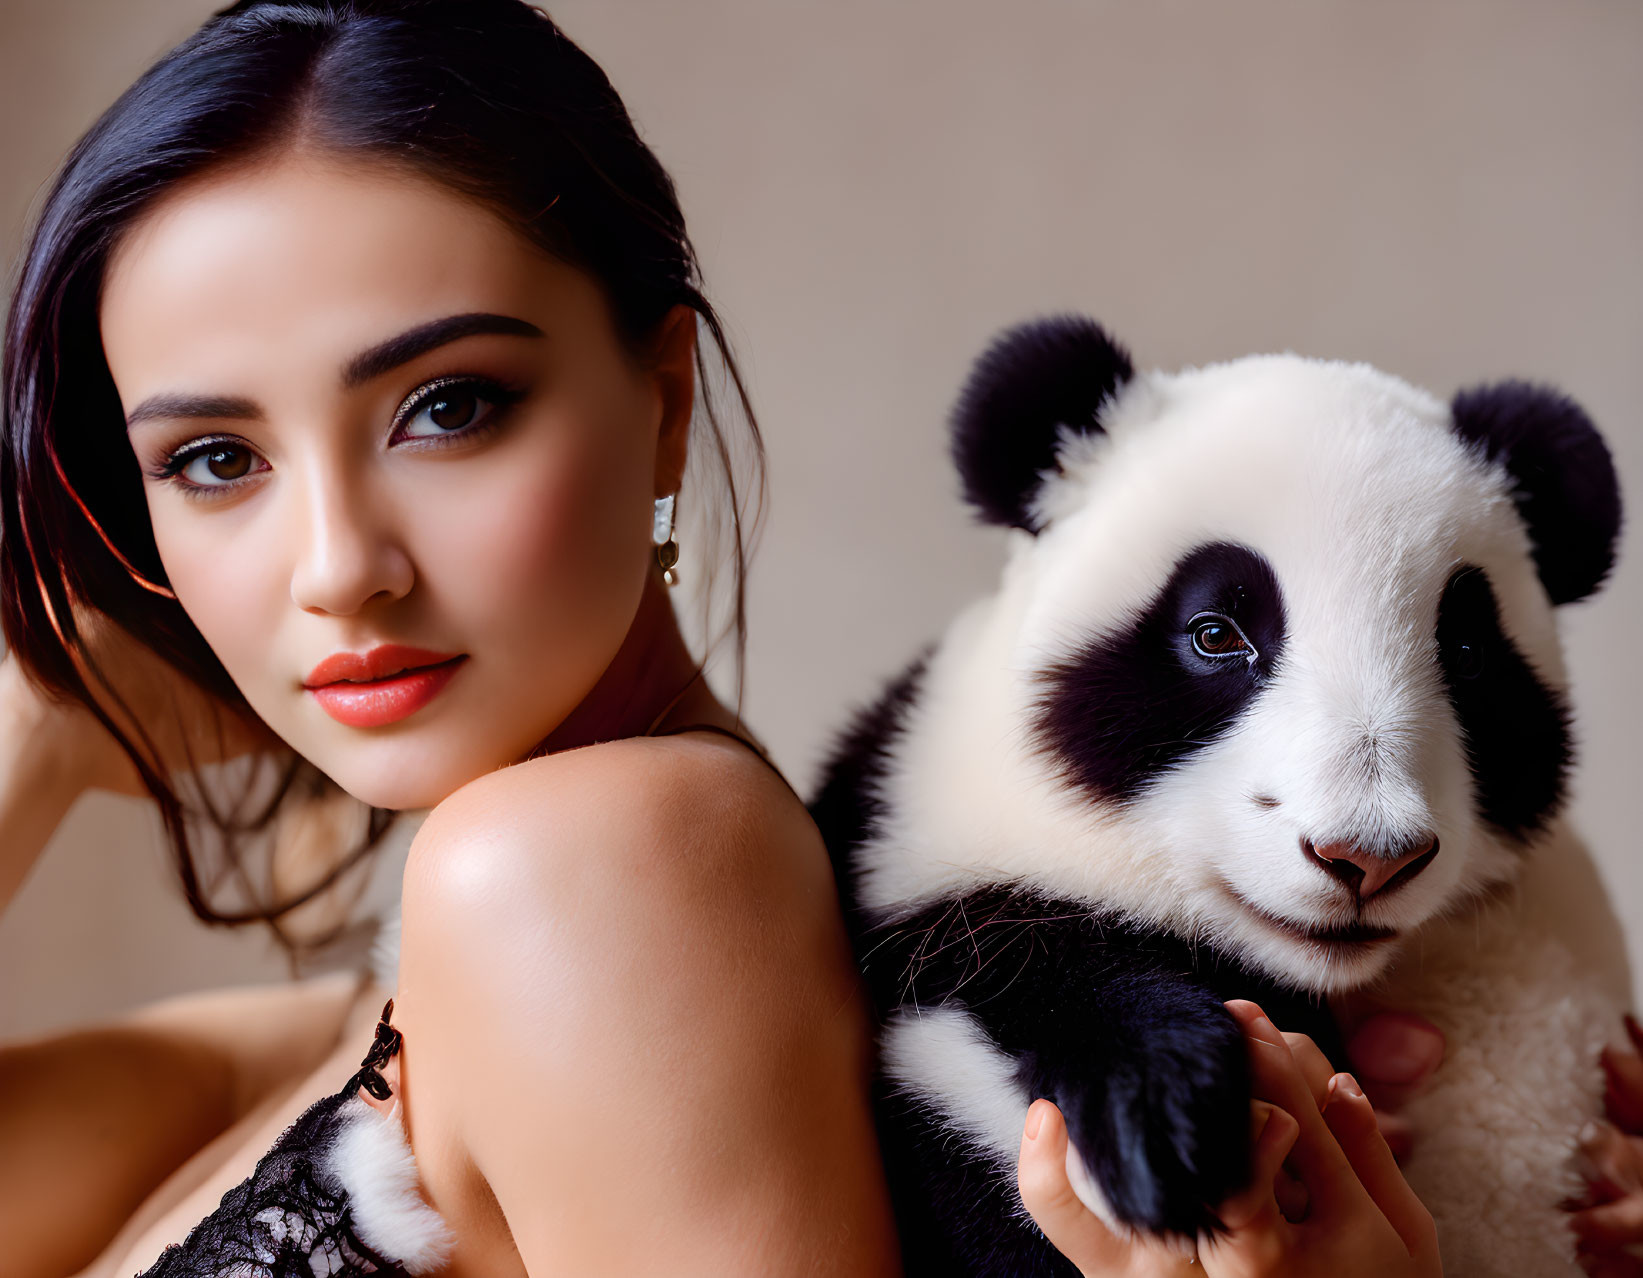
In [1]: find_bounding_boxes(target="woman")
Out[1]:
[5,2,894,1271]
[0,1,1635,1274]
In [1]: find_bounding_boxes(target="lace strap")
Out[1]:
[336,997,402,1102]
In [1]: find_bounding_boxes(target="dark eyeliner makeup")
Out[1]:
[387,373,528,447]
[144,372,530,499]
[147,434,259,482]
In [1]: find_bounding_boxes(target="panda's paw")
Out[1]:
[1058,1000,1252,1242]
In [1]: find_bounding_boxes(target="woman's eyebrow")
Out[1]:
[341,311,543,389]
[123,311,545,430]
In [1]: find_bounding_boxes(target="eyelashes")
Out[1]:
[149,436,266,490]
[391,374,527,444]
[145,373,529,500]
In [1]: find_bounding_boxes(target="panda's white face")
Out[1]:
[1027,355,1570,989]
[862,351,1583,993]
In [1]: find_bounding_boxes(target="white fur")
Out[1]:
[856,352,1633,1276]
[882,1006,1032,1167]
[1379,868,1622,1278]
[324,1095,456,1274]
[882,1005,1127,1233]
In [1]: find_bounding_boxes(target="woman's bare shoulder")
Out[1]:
[395,729,858,1081]
[402,730,827,926]
[392,736,892,1274]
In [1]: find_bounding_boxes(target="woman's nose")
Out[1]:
[288,479,414,616]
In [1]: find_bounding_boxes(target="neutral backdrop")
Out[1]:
[2,0,1639,1036]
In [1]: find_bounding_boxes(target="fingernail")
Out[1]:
[1026,1101,1046,1141]
[1331,1072,1366,1100]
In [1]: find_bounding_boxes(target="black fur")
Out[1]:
[810,665,1340,1274]
[808,649,931,917]
[949,315,1134,533]
[860,888,1342,1237]
[1435,564,1573,836]
[873,1078,1083,1278]
[1032,542,1287,805]
[1449,380,1623,606]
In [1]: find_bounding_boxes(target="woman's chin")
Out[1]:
[317,755,488,814]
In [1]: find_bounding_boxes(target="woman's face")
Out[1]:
[100,148,688,809]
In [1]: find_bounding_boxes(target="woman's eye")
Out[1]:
[1190,614,1253,659]
[395,378,520,441]
[166,441,267,491]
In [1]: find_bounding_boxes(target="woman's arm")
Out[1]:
[2,972,372,1278]
[0,636,355,1276]
[82,974,392,1278]
[1,608,281,916]
[393,732,901,1276]
[0,653,104,912]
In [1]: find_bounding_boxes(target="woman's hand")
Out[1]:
[1568,1014,1643,1276]
[1017,1000,1442,1277]
[3,639,138,799]
[0,643,139,912]
[1,606,279,916]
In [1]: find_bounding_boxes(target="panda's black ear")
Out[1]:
[949,315,1134,533]
[1450,380,1623,605]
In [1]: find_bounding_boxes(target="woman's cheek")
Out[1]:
[149,495,299,715]
[424,420,650,715]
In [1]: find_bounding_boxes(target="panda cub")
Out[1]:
[810,316,1632,1278]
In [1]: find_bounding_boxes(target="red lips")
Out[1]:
[304,644,467,728]
[304,645,462,688]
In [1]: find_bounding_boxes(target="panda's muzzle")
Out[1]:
[1219,880,1401,948]
[1301,833,1441,902]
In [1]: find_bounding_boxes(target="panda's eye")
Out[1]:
[1450,640,1486,680]
[1188,613,1255,660]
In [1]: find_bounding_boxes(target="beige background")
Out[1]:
[1,0,1639,1037]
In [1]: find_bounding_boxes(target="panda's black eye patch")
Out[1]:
[1435,564,1570,836]
[1033,541,1285,805]
[1188,613,1255,661]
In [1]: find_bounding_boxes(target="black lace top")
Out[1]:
[135,999,454,1277]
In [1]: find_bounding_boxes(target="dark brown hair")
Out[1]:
[0,0,765,963]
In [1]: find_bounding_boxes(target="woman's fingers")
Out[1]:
[1577,1120,1643,1204]
[1281,1031,1335,1112]
[1321,1072,1438,1258]
[1196,1103,1298,1278]
[1569,1192,1643,1250]
[1214,1100,1298,1232]
[1225,1001,1357,1203]
[1602,1041,1643,1136]
[1575,1249,1643,1278]
[1016,1099,1141,1276]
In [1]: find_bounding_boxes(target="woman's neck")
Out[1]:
[520,570,729,760]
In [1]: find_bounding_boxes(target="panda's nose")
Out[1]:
[1301,834,1440,901]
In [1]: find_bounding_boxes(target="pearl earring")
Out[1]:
[653,493,680,587]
